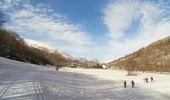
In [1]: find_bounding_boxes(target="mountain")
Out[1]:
[0,29,68,68]
[25,39,102,68]
[107,36,170,72]
[0,28,102,69]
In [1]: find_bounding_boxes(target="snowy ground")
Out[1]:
[0,57,170,100]
[60,67,170,98]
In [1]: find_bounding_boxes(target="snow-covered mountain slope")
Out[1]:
[25,39,56,51]
[25,39,75,60]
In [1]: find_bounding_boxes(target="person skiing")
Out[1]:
[146,77,148,83]
[123,81,127,88]
[150,77,154,82]
[131,80,135,88]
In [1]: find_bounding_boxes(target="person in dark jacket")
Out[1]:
[123,81,127,88]
[150,77,154,82]
[131,80,135,88]
[146,77,148,83]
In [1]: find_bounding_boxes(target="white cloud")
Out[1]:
[102,0,170,62]
[12,9,35,18]
[103,0,138,40]
[2,0,89,44]
[1,0,170,63]
[0,0,92,58]
[3,1,90,45]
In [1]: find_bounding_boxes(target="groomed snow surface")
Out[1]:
[0,57,170,100]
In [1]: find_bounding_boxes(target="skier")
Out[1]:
[131,80,135,88]
[146,77,148,83]
[123,81,127,88]
[150,77,154,82]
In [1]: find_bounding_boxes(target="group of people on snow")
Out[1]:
[123,77,154,88]
[143,77,154,83]
[123,80,135,88]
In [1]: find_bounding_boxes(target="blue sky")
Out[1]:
[1,0,170,62]
[36,0,109,42]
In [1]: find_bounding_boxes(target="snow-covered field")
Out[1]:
[60,67,170,97]
[0,57,170,100]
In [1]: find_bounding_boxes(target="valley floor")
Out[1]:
[0,57,170,100]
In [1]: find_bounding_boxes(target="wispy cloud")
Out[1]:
[102,0,170,62]
[0,0,92,58]
[1,0,170,62]
[103,0,138,40]
[2,0,90,45]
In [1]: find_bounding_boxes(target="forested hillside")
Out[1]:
[0,10,68,68]
[107,36,170,72]
[0,29,68,68]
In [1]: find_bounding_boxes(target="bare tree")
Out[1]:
[126,58,136,75]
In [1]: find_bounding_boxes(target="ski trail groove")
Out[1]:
[34,75,44,100]
[0,80,15,99]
